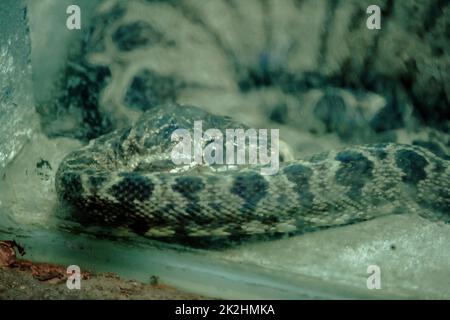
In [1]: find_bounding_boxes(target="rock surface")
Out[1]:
[0,0,38,169]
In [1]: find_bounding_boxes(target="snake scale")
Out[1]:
[55,103,450,244]
[54,0,450,245]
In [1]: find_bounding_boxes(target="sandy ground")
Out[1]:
[0,240,207,300]
[0,266,207,300]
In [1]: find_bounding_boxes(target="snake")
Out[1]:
[52,0,450,246]
[55,102,450,245]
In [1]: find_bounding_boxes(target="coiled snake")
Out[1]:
[54,0,450,245]
[55,103,450,244]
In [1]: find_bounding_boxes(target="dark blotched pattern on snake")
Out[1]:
[53,0,450,245]
[56,104,450,244]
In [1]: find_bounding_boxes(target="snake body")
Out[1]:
[53,0,450,245]
[56,103,450,244]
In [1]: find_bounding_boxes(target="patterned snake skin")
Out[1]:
[56,103,450,244]
[54,0,450,245]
